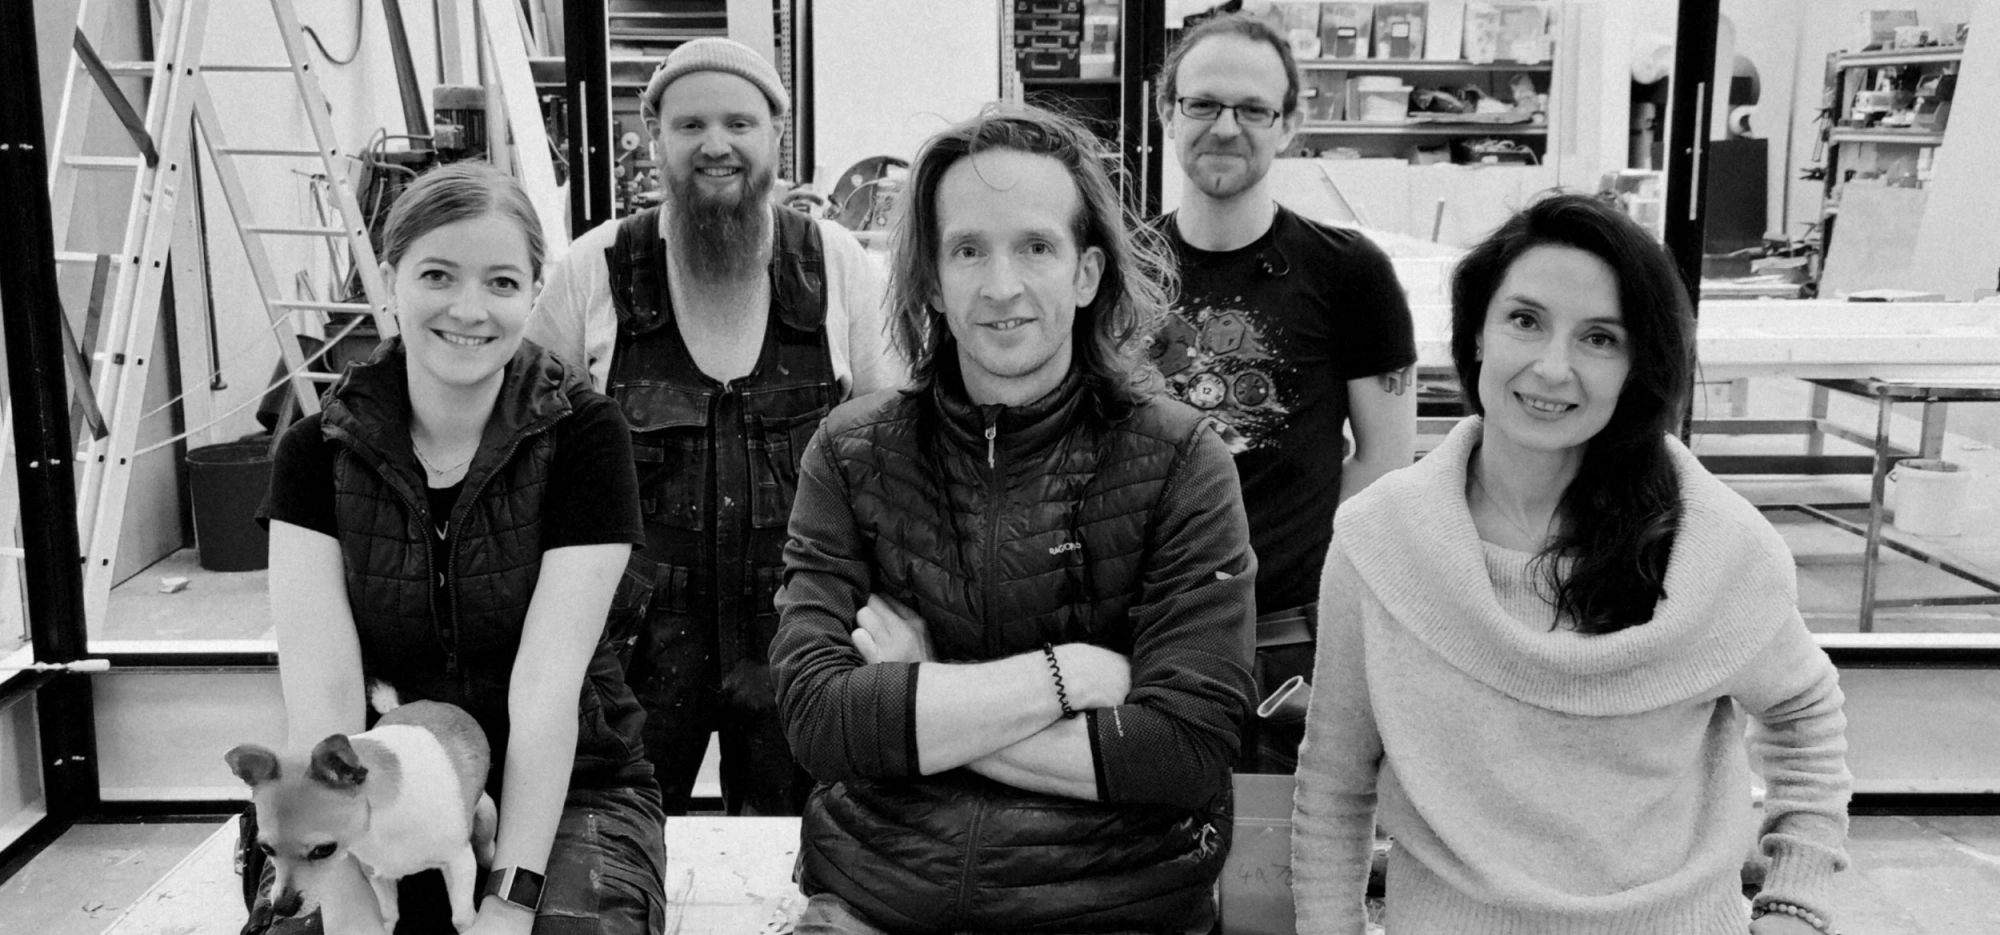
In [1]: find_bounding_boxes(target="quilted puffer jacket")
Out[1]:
[772,360,1258,934]
[321,339,649,795]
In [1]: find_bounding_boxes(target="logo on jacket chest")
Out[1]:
[1049,542,1081,555]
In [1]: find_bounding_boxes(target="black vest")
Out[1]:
[323,340,649,797]
[605,205,840,683]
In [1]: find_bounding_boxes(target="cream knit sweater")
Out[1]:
[1292,417,1851,935]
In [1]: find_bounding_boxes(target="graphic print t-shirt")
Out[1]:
[1160,206,1416,613]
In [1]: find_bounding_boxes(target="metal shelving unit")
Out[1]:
[1298,57,1552,72]
[1299,121,1546,134]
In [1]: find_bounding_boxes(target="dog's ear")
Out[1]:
[307,735,368,789]
[224,744,282,786]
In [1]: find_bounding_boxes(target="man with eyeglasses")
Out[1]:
[1154,13,1417,773]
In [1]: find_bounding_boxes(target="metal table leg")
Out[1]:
[1808,384,1830,456]
[1859,392,1893,632]
[1920,400,1947,459]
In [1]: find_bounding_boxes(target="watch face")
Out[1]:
[509,869,545,910]
[487,867,546,911]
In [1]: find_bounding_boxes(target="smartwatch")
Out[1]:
[482,866,546,913]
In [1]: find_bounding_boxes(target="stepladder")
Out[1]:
[14,0,397,633]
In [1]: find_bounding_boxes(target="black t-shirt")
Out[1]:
[1161,206,1417,613]
[261,395,644,554]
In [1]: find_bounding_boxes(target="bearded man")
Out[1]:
[528,37,901,816]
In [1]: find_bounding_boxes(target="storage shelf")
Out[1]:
[1021,76,1121,85]
[1299,121,1547,135]
[1835,47,1964,69]
[1299,58,1552,72]
[1829,128,1947,145]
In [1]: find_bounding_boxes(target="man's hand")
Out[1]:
[853,593,934,664]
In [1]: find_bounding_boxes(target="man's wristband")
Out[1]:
[483,866,546,913]
[1042,642,1077,718]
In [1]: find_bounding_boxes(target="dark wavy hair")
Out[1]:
[1450,192,1695,635]
[1153,12,1303,120]
[888,103,1175,417]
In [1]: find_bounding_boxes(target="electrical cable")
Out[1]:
[301,0,366,66]
[133,310,379,458]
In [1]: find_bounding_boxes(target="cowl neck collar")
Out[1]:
[1337,416,1799,715]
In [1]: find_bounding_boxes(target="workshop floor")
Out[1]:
[12,376,2000,933]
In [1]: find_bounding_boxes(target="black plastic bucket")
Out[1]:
[186,440,274,572]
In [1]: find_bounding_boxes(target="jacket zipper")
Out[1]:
[981,412,1001,659]
[952,796,986,924]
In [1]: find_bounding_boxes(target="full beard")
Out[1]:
[667,165,776,285]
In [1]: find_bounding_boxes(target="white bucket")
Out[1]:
[1891,459,1971,537]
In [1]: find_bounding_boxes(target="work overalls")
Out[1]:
[606,205,836,815]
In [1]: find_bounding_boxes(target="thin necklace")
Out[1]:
[412,442,474,480]
[1471,469,1555,547]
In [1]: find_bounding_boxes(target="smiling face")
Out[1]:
[652,71,781,213]
[933,149,1105,407]
[1475,245,1632,461]
[382,212,536,393]
[1167,34,1299,203]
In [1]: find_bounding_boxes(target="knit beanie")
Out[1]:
[642,38,791,121]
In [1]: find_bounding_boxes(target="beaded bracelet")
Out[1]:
[1042,642,1077,719]
[1751,900,1836,934]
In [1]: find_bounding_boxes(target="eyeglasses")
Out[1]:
[1175,97,1282,129]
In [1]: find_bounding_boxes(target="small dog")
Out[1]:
[227,689,497,931]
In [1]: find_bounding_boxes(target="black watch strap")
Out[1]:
[482,866,546,912]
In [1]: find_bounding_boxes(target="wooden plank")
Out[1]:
[1820,185,1928,299]
[100,821,241,935]
[662,816,802,935]
[479,0,569,247]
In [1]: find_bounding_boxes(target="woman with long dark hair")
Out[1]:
[1291,193,1851,934]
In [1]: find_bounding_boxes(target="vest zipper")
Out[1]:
[952,796,986,924]
[981,412,1001,659]
[446,431,536,691]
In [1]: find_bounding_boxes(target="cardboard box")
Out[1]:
[1465,2,1546,64]
[1319,3,1373,60]
[1219,775,1298,935]
[1464,2,1501,63]
[1374,2,1428,59]
[1496,3,1550,63]
[1425,0,1466,60]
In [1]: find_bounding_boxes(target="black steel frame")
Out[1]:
[0,0,102,864]
[565,0,614,234]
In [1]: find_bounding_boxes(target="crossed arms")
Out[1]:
[770,422,1258,809]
